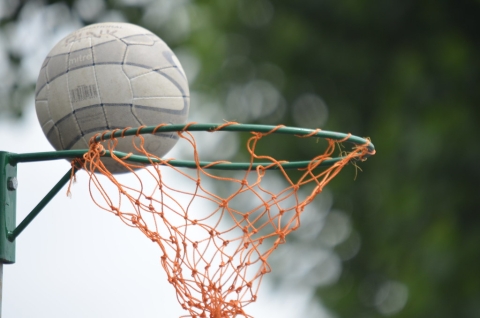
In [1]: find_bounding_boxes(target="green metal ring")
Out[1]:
[8,123,375,170]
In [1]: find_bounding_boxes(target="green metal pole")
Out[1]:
[0,263,3,317]
[0,152,16,264]
[0,151,17,318]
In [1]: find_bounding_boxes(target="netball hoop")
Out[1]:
[1,122,375,318]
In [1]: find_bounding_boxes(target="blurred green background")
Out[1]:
[1,0,479,317]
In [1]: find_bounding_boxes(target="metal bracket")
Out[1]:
[0,152,16,264]
[0,151,78,265]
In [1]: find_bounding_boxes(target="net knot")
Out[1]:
[100,130,111,142]
[260,264,269,275]
[150,233,160,243]
[251,132,263,139]
[131,215,138,224]
[152,123,169,134]
[120,127,132,138]
[296,128,321,138]
[135,125,147,136]
[209,121,238,132]
[66,158,84,197]
[275,233,287,246]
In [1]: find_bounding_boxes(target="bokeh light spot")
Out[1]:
[375,281,409,316]
[238,0,274,28]
[292,93,328,128]
[226,80,285,123]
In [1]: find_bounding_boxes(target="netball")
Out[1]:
[35,22,190,172]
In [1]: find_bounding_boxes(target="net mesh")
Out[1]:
[71,122,373,318]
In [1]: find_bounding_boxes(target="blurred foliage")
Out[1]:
[1,0,479,317]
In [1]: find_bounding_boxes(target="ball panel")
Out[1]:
[169,53,187,80]
[67,66,101,107]
[35,100,51,126]
[74,104,108,134]
[84,34,116,48]
[121,34,156,46]
[124,43,173,71]
[134,102,189,126]
[56,112,85,149]
[67,131,91,150]
[85,23,150,38]
[68,46,93,71]
[85,24,153,48]
[104,104,142,128]
[46,54,68,83]
[93,40,127,64]
[130,71,184,98]
[45,122,65,150]
[133,97,188,113]
[35,85,48,101]
[46,23,151,57]
[46,74,73,121]
[143,134,179,154]
[122,64,151,79]
[94,65,133,103]
[35,65,49,98]
[154,67,189,96]
[41,119,55,139]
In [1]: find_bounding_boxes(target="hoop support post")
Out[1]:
[0,152,16,264]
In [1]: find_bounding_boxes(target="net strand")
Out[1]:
[72,122,373,318]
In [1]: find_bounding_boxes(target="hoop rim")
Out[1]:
[8,123,375,170]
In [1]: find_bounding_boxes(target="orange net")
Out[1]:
[73,122,373,318]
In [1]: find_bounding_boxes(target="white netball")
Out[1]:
[35,22,190,173]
